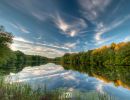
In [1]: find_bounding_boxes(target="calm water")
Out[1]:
[5,63,130,100]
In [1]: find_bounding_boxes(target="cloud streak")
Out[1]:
[54,13,87,37]
[10,22,30,33]
[95,15,130,43]
[11,40,65,58]
[11,37,80,58]
[79,0,111,22]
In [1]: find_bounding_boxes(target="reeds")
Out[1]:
[0,77,116,100]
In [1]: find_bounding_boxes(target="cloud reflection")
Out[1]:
[5,63,130,100]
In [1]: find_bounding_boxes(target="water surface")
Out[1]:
[6,63,130,100]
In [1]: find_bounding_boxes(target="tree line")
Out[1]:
[55,41,130,66]
[1,25,130,71]
[0,26,49,74]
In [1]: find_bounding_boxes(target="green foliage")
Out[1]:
[0,26,15,66]
[0,26,49,73]
[59,41,130,66]
[0,45,15,64]
[0,50,49,75]
[0,27,13,47]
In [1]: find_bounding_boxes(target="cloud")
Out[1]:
[95,22,104,41]
[11,37,82,58]
[53,13,87,37]
[64,40,80,49]
[56,15,69,32]
[10,22,30,33]
[78,0,130,46]
[31,12,47,21]
[64,42,77,49]
[31,11,53,21]
[78,0,121,46]
[36,42,69,50]
[11,37,72,58]
[11,41,66,58]
[79,0,111,21]
[94,15,130,44]
[13,36,78,50]
[124,36,130,42]
[13,37,33,43]
[6,0,87,37]
[95,36,117,46]
[111,0,124,15]
[5,0,55,22]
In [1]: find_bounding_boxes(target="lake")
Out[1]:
[4,63,130,100]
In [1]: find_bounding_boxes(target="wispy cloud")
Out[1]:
[79,0,111,22]
[10,22,30,33]
[11,42,65,58]
[11,37,72,58]
[6,0,55,22]
[94,15,130,45]
[12,37,71,50]
[111,0,124,15]
[53,13,87,37]
[13,37,32,43]
[64,40,80,49]
[95,22,104,41]
[78,0,130,46]
[124,36,130,42]
[31,11,53,21]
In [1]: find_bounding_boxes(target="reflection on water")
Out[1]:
[63,64,130,90]
[0,61,47,75]
[5,63,130,100]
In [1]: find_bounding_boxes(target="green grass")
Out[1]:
[0,77,116,100]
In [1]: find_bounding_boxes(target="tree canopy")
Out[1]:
[58,41,130,66]
[0,26,13,47]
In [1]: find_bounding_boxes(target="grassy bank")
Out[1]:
[0,77,116,100]
[0,78,60,100]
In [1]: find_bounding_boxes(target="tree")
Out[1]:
[0,26,14,65]
[0,26,13,47]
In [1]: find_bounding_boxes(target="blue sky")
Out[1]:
[0,0,130,58]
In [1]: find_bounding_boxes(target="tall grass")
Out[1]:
[0,77,116,100]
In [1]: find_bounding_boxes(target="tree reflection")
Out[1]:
[62,64,130,90]
[0,61,47,75]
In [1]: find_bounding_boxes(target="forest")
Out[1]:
[58,41,130,66]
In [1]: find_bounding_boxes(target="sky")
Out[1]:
[0,0,130,58]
